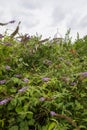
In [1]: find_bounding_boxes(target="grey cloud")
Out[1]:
[4,7,40,28]
[67,13,87,29]
[79,15,87,28]
[0,11,4,19]
[20,1,38,10]
[0,0,87,39]
[22,19,40,29]
[67,14,80,29]
[51,0,87,28]
[20,0,47,10]
[51,6,67,26]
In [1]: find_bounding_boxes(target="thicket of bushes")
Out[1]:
[0,26,87,129]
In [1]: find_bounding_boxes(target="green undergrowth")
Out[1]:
[0,31,87,130]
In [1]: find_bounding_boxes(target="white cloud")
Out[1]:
[0,0,87,39]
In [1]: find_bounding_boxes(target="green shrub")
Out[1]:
[0,31,87,130]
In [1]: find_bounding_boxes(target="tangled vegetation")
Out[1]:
[0,23,87,130]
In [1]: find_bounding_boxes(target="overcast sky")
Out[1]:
[0,0,87,39]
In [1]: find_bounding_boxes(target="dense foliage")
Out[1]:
[0,30,87,130]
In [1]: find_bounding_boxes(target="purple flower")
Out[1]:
[70,82,76,86]
[50,111,57,116]
[18,86,28,93]
[0,97,12,105]
[42,77,50,82]
[39,97,45,102]
[0,34,4,39]
[5,65,11,70]
[0,80,6,85]
[9,20,15,24]
[14,74,22,78]
[79,72,87,77]
[23,78,29,83]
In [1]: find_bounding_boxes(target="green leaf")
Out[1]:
[48,122,57,130]
[79,125,86,129]
[27,111,33,119]
[20,127,28,130]
[9,88,17,93]
[11,98,17,106]
[28,119,35,126]
[15,106,23,113]
[12,77,20,83]
[9,126,18,130]
[0,119,5,128]
[20,121,29,130]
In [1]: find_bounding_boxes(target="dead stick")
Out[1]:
[55,113,80,130]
